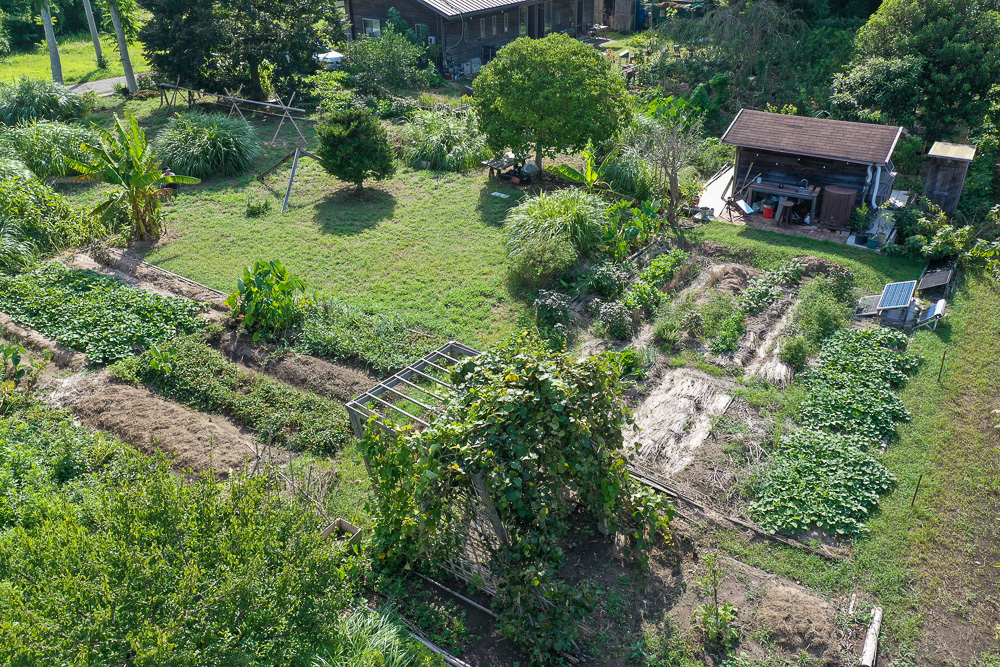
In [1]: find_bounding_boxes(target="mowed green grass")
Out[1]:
[0,33,149,84]
[146,155,527,348]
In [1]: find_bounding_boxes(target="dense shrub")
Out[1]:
[111,336,353,455]
[505,233,578,290]
[153,112,263,179]
[0,398,358,665]
[0,166,99,268]
[600,151,657,201]
[340,29,435,95]
[590,262,631,298]
[298,300,439,375]
[316,106,397,191]
[226,260,310,342]
[0,121,99,179]
[0,77,89,126]
[533,290,572,328]
[0,263,205,364]
[402,109,492,171]
[598,300,633,340]
[792,278,852,347]
[639,249,691,287]
[622,281,660,314]
[503,189,609,259]
[751,429,895,536]
[778,336,811,371]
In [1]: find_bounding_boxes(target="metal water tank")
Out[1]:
[818,185,857,228]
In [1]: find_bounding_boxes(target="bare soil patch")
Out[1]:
[42,372,264,478]
[215,332,374,403]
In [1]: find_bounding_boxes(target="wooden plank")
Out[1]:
[860,607,883,667]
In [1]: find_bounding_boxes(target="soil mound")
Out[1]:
[217,332,374,403]
[756,586,842,666]
[705,263,757,294]
[47,372,258,478]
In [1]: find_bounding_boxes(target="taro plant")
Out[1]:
[226,260,312,341]
[67,112,199,240]
[604,199,664,262]
[0,343,47,389]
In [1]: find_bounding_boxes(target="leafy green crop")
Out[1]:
[751,429,895,536]
[226,260,310,342]
[0,396,360,666]
[111,336,352,455]
[0,263,205,365]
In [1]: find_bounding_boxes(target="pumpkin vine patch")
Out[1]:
[360,332,673,664]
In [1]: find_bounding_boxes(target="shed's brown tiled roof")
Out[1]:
[721,109,904,166]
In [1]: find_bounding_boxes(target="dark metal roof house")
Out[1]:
[343,0,595,68]
[721,110,905,227]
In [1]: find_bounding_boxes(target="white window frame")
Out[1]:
[362,18,381,38]
[480,17,486,39]
[492,15,498,35]
[504,12,509,32]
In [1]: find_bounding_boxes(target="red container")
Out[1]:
[762,203,776,219]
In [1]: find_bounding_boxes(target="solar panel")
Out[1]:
[876,280,916,311]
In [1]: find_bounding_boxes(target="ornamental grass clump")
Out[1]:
[153,112,263,179]
[401,109,492,171]
[0,77,89,126]
[503,189,609,259]
[0,121,99,179]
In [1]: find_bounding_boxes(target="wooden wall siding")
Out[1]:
[441,13,521,64]
[923,158,971,216]
[734,148,877,208]
[349,0,440,39]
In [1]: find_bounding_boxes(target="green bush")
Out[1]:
[298,300,439,375]
[503,189,609,259]
[598,300,633,340]
[0,77,89,126]
[0,399,357,665]
[622,281,660,313]
[640,249,691,287]
[505,232,578,290]
[0,121,99,179]
[225,260,310,341]
[0,167,99,271]
[600,151,657,201]
[778,336,811,371]
[590,261,631,298]
[152,112,263,179]
[0,263,206,365]
[751,429,895,536]
[316,105,397,191]
[533,290,572,328]
[340,29,435,95]
[402,109,492,171]
[110,336,353,455]
[792,277,852,347]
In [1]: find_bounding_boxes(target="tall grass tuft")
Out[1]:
[401,109,493,172]
[312,610,440,667]
[0,77,89,126]
[0,215,38,274]
[152,112,263,179]
[600,149,659,201]
[503,189,609,259]
[0,121,99,179]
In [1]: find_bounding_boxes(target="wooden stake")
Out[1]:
[938,350,947,382]
[911,473,923,507]
[860,606,883,667]
[282,148,300,213]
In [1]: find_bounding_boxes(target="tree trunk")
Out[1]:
[109,1,137,94]
[668,171,680,227]
[249,62,265,101]
[40,0,63,84]
[534,145,543,171]
[81,0,104,67]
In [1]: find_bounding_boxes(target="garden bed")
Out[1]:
[43,371,266,477]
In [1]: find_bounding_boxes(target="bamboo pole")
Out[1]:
[860,607,883,667]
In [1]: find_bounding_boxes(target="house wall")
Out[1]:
[733,147,880,209]
[348,0,440,40]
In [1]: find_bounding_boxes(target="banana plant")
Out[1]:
[545,146,604,192]
[67,112,199,240]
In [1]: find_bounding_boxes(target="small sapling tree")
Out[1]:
[472,33,630,170]
[316,107,396,193]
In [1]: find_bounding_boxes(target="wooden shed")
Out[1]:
[721,110,904,228]
[923,142,977,216]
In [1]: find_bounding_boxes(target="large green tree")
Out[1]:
[315,107,396,193]
[472,33,630,170]
[849,0,1000,139]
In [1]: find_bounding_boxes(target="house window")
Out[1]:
[519,6,527,36]
[544,2,552,34]
[504,12,509,32]
[554,9,560,26]
[414,22,428,42]
[492,14,497,35]
[480,17,486,39]
[362,18,380,38]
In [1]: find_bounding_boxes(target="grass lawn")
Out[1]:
[0,34,149,85]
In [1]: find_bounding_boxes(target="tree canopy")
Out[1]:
[849,0,1000,138]
[315,106,396,192]
[472,33,630,168]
